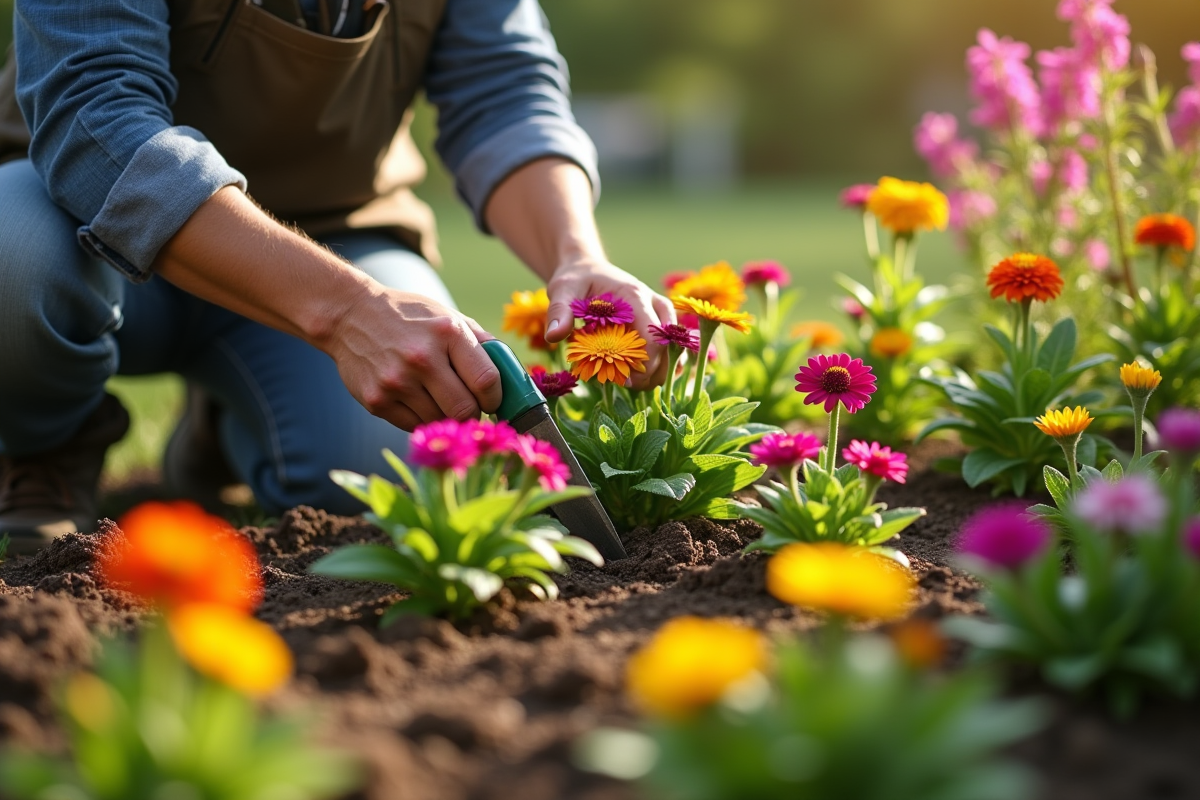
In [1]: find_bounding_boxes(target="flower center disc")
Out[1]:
[589,300,616,316]
[820,366,852,394]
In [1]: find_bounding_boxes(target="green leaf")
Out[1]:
[915,416,977,442]
[1043,466,1072,508]
[329,470,371,505]
[1100,458,1124,483]
[1018,368,1053,415]
[627,429,671,473]
[380,597,443,626]
[554,536,605,566]
[437,564,504,602]
[382,448,421,494]
[600,462,643,479]
[309,544,420,586]
[871,507,927,542]
[983,324,1016,361]
[449,493,521,534]
[1036,317,1076,375]
[962,448,1025,488]
[633,473,697,500]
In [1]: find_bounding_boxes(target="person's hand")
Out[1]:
[325,286,503,431]
[544,258,676,390]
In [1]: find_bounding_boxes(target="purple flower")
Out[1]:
[1083,238,1110,271]
[1037,47,1101,134]
[914,112,979,179]
[1058,0,1130,72]
[1073,475,1167,536]
[570,293,635,326]
[1184,518,1200,560]
[529,366,579,399]
[967,29,1043,134]
[1156,408,1200,454]
[409,420,480,474]
[1170,86,1200,147]
[509,434,572,492]
[839,184,875,209]
[648,323,701,353]
[741,260,791,287]
[956,503,1052,570]
[749,432,822,469]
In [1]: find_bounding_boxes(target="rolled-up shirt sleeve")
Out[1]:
[424,0,599,232]
[14,0,246,282]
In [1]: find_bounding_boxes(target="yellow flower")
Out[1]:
[1120,362,1162,394]
[502,289,552,350]
[866,177,949,235]
[565,323,649,384]
[791,320,845,350]
[869,327,914,359]
[626,617,766,718]
[672,296,754,334]
[669,261,746,312]
[1033,406,1093,440]
[767,542,914,620]
[168,604,293,696]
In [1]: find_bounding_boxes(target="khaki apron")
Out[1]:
[0,0,447,265]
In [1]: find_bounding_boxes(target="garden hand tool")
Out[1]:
[482,339,628,562]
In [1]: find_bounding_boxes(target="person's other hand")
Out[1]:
[544,259,676,390]
[326,287,502,431]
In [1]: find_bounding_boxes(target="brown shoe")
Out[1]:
[162,383,239,512]
[0,394,131,556]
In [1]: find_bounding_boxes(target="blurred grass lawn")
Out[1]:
[103,182,970,483]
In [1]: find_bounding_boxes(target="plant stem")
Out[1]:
[662,344,680,412]
[824,403,842,473]
[788,464,802,504]
[863,472,883,505]
[1101,81,1136,298]
[1060,435,1082,488]
[863,212,880,261]
[601,381,615,418]
[765,281,780,335]
[1140,44,1176,157]
[1019,298,1033,367]
[1130,394,1148,464]
[690,320,718,403]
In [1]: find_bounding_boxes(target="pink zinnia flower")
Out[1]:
[839,184,875,209]
[741,260,791,287]
[529,365,579,399]
[1083,239,1110,271]
[570,293,635,326]
[1156,408,1200,454]
[409,420,480,474]
[794,353,877,414]
[510,434,572,492]
[677,313,700,331]
[464,419,519,455]
[662,271,691,291]
[842,298,866,320]
[648,323,700,353]
[1183,518,1200,560]
[749,432,822,469]
[1073,475,1167,536]
[913,112,978,179]
[967,29,1043,134]
[842,440,908,484]
[956,503,1051,570]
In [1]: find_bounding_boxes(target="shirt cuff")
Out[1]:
[455,116,600,233]
[77,126,247,283]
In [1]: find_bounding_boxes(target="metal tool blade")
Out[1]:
[511,404,628,561]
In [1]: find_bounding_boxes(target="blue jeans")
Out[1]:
[0,159,452,515]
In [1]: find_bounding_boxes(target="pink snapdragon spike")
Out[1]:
[409,420,480,474]
[749,432,822,469]
[1156,408,1200,454]
[570,293,635,326]
[465,419,520,455]
[529,365,579,399]
[741,260,791,287]
[842,440,909,484]
[1058,0,1130,72]
[839,184,875,209]
[662,271,691,291]
[1169,87,1200,147]
[1073,474,1167,536]
[948,190,998,232]
[794,353,877,414]
[913,112,978,179]
[1059,149,1089,192]
[966,29,1042,134]
[956,503,1052,570]
[648,323,701,353]
[1184,518,1200,560]
[1036,47,1101,134]
[1083,239,1110,271]
[510,434,572,492]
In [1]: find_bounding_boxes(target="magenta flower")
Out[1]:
[648,323,701,353]
[1184,42,1200,85]
[913,112,978,179]
[1036,47,1101,134]
[529,366,579,399]
[948,190,998,232]
[749,432,822,469]
[1184,518,1200,560]
[1058,0,1130,72]
[966,29,1043,134]
[1073,475,1167,536]
[510,434,572,492]
[677,312,700,331]
[1156,408,1200,454]
[839,184,874,210]
[662,271,691,291]
[464,419,519,456]
[794,353,877,414]
[409,420,480,474]
[956,503,1052,570]
[842,298,866,320]
[570,293,635,326]
[1083,239,1110,271]
[741,260,791,287]
[1170,86,1200,147]
[842,440,909,484]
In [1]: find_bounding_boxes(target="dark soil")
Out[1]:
[2,458,1199,800]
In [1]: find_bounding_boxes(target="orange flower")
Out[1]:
[669,262,746,311]
[790,321,845,350]
[1134,213,1195,252]
[502,289,555,350]
[985,253,1064,303]
[869,327,914,359]
[767,542,914,620]
[168,604,293,695]
[672,296,754,334]
[888,620,947,669]
[866,177,949,234]
[565,324,649,384]
[98,501,263,613]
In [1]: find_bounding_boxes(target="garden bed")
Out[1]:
[1,452,1198,800]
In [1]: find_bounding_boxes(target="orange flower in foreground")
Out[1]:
[565,324,649,384]
[168,604,293,695]
[672,296,754,334]
[98,501,263,613]
[1134,213,1195,252]
[986,253,1064,303]
[791,320,845,350]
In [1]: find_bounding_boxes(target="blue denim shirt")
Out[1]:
[13,0,598,280]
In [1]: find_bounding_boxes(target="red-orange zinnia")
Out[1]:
[98,500,264,613]
[1134,213,1195,252]
[985,253,1064,303]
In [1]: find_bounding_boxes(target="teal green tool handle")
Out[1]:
[482,339,545,421]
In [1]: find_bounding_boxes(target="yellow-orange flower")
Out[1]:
[98,501,263,613]
[791,320,845,350]
[869,327,914,359]
[1134,213,1196,252]
[986,253,1064,303]
[565,324,649,384]
[767,542,914,620]
[668,261,746,311]
[888,620,946,669]
[626,616,766,718]
[865,177,949,234]
[502,289,554,350]
[672,296,754,334]
[167,604,293,696]
[1034,406,1093,440]
[1120,362,1162,394]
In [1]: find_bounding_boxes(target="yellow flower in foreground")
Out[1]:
[672,296,754,334]
[502,289,551,346]
[565,324,649,384]
[168,604,293,696]
[1120,362,1162,395]
[767,542,915,620]
[869,327,914,359]
[866,177,949,235]
[626,617,766,718]
[791,320,845,350]
[1034,406,1093,440]
[669,261,746,311]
